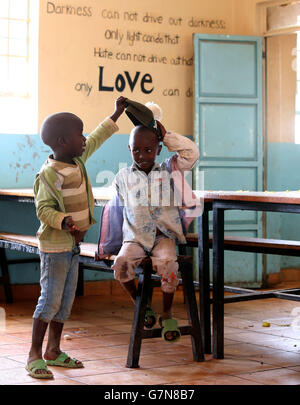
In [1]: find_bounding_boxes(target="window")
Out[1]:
[0,0,38,134]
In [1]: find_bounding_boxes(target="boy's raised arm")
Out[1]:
[156,121,200,171]
[110,96,128,123]
[80,97,128,163]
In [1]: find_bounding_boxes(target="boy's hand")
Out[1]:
[71,229,87,244]
[156,121,167,141]
[110,96,128,122]
[62,216,80,232]
[62,216,86,243]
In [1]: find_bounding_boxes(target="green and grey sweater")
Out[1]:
[34,117,118,253]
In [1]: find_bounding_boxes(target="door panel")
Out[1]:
[194,34,263,286]
[199,104,257,159]
[198,41,258,97]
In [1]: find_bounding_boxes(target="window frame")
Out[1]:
[0,0,39,135]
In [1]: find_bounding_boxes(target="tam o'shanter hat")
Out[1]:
[125,99,163,138]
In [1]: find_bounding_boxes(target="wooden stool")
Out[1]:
[126,256,204,368]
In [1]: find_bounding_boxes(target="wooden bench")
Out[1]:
[4,231,294,303]
[0,231,204,368]
[186,233,300,256]
[185,232,300,302]
[0,231,117,302]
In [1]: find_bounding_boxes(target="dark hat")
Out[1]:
[125,99,163,140]
[125,99,156,129]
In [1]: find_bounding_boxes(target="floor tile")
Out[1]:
[0,342,31,357]
[22,377,86,385]
[235,367,300,385]
[175,374,263,385]
[0,357,25,370]
[1,286,300,385]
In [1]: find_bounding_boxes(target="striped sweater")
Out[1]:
[47,159,91,231]
[34,117,118,253]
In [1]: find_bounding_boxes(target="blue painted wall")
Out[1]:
[1,135,300,284]
[266,142,300,274]
[0,131,172,284]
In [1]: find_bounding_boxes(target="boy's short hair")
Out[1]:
[40,112,83,149]
[129,125,160,146]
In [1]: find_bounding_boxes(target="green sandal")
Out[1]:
[159,318,181,342]
[45,351,84,368]
[25,359,54,379]
[144,307,157,329]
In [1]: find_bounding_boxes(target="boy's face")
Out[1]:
[64,124,86,158]
[128,127,162,174]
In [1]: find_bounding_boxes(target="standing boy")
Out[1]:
[26,97,127,379]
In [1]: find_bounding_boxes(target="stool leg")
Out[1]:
[181,261,204,361]
[0,248,13,304]
[146,281,154,308]
[126,264,152,368]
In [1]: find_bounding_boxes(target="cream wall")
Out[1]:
[267,34,297,143]
[38,0,266,135]
[234,0,298,144]
[38,0,296,142]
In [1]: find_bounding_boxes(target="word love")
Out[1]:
[98,66,153,94]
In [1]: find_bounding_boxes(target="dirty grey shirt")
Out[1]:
[113,132,199,252]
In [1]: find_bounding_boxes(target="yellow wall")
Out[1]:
[38,0,293,138]
[267,34,297,143]
[38,0,264,134]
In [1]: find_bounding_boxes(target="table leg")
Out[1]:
[198,210,211,354]
[0,248,13,303]
[212,206,224,359]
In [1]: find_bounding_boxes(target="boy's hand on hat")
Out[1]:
[111,96,128,122]
[116,96,128,109]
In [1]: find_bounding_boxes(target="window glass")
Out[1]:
[0,0,38,134]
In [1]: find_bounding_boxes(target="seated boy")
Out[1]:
[26,97,127,379]
[111,100,200,342]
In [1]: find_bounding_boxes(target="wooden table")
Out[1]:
[209,191,300,359]
[0,187,113,206]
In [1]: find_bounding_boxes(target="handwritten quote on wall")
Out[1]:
[39,0,229,133]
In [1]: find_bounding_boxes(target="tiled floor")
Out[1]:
[1,284,300,385]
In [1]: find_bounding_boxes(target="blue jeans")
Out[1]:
[33,245,80,323]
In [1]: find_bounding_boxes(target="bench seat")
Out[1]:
[2,231,300,306]
[0,231,112,259]
[186,233,300,256]
[0,231,192,302]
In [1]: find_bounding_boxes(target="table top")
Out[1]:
[0,187,112,203]
[197,190,300,204]
[0,188,34,197]
[2,188,300,205]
